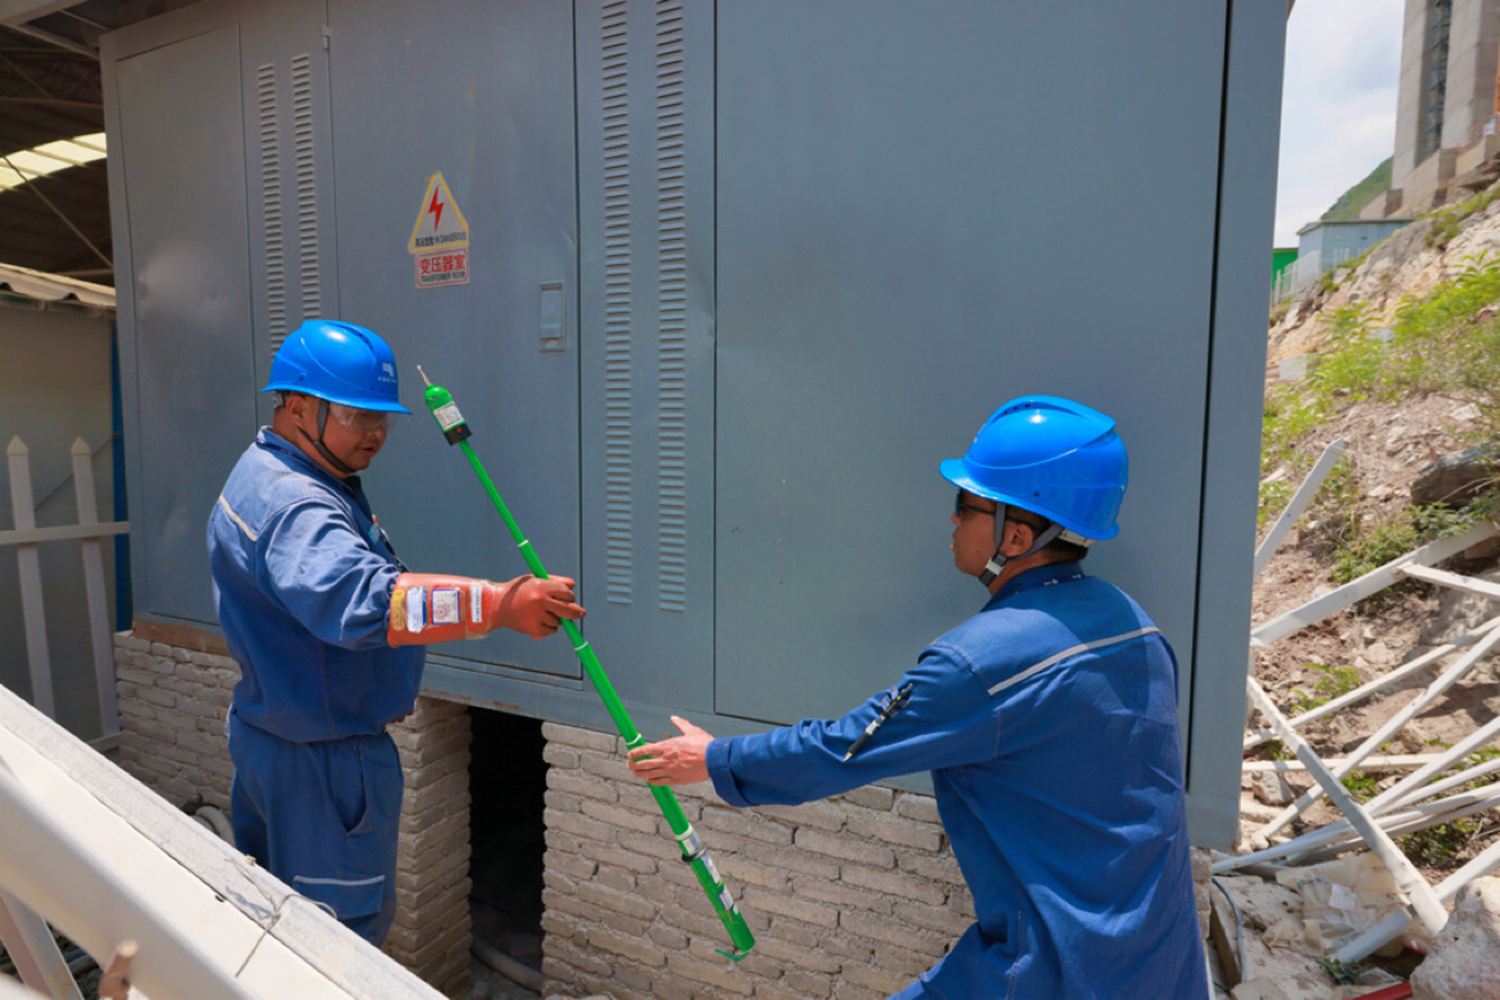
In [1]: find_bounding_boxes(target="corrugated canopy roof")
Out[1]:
[0,259,114,315]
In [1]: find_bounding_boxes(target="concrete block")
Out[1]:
[539,910,581,941]
[872,942,935,978]
[548,852,599,881]
[546,768,617,802]
[542,887,604,924]
[135,686,178,709]
[665,954,755,996]
[542,935,614,978]
[580,798,660,835]
[544,827,584,855]
[752,935,844,975]
[578,752,633,784]
[840,961,911,997]
[845,812,943,852]
[117,700,156,720]
[794,827,894,868]
[587,927,667,968]
[597,909,648,937]
[893,848,964,886]
[596,865,636,893]
[790,875,894,915]
[839,910,947,957]
[947,886,975,918]
[892,792,940,824]
[745,843,841,880]
[399,745,470,789]
[616,830,681,863]
[541,743,579,768]
[715,854,790,892]
[698,804,795,845]
[647,924,688,951]
[576,879,659,920]
[741,886,840,928]
[402,770,468,815]
[395,872,469,915]
[894,898,973,938]
[755,801,847,832]
[838,785,894,811]
[542,721,618,753]
[544,789,582,815]
[577,840,657,875]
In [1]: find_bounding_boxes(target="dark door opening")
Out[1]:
[467,707,547,973]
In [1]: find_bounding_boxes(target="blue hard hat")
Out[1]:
[940,396,1128,540]
[263,320,411,413]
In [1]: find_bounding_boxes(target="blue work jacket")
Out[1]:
[208,429,424,743]
[706,564,1207,999]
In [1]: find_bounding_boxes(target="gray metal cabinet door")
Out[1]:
[575,0,716,713]
[327,0,583,679]
[714,0,1229,724]
[110,23,258,626]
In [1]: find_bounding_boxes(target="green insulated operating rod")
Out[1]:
[416,368,756,961]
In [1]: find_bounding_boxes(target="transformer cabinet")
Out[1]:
[104,0,1283,849]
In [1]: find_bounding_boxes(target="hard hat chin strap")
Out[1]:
[978,503,1066,587]
[298,397,357,476]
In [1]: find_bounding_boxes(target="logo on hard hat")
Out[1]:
[381,362,396,379]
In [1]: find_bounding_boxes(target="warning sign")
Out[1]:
[416,247,469,289]
[408,172,470,253]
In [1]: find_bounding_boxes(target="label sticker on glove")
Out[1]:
[471,584,483,623]
[432,588,460,625]
[405,586,427,633]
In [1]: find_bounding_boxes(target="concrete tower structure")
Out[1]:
[1386,0,1500,215]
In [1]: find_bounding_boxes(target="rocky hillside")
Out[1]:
[1255,185,1500,813]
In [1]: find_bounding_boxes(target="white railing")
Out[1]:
[1271,246,1361,307]
[1,436,128,731]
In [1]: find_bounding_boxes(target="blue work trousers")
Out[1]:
[228,711,403,945]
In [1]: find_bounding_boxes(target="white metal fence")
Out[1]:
[1271,246,1362,307]
[1,436,126,733]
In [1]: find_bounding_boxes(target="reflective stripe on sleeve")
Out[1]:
[216,493,259,542]
[987,626,1162,696]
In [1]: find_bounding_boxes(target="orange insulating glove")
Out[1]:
[387,573,584,646]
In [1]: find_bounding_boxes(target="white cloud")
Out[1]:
[1273,0,1404,245]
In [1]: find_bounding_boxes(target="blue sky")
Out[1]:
[1273,0,1405,246]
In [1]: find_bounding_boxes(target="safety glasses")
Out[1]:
[954,490,997,518]
[328,402,401,434]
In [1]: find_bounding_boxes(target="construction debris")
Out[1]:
[1408,876,1500,1000]
[1226,439,1500,997]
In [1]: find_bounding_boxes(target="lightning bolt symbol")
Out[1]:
[427,186,444,231]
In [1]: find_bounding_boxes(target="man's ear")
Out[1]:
[1001,519,1034,558]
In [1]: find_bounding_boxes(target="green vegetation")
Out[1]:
[1317,958,1366,985]
[1426,179,1500,247]
[1288,663,1362,714]
[1339,768,1378,801]
[1258,253,1500,577]
[1398,744,1500,867]
[1322,158,1392,222]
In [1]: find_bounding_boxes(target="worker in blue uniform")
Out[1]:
[208,320,585,946]
[629,396,1208,999]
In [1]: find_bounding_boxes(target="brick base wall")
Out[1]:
[111,630,472,997]
[539,721,975,1000]
[387,698,473,996]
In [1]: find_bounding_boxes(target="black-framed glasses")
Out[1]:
[954,490,998,518]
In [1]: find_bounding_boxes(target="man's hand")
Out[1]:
[495,575,586,639]
[627,716,714,785]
